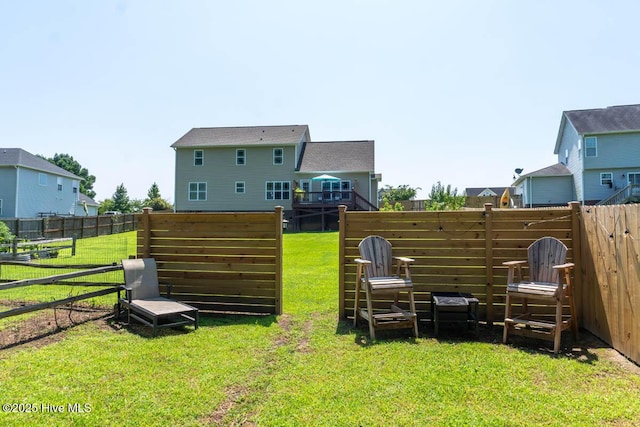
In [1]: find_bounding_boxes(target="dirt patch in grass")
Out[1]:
[0,305,112,353]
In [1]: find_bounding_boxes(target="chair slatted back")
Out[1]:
[358,235,394,278]
[527,237,567,284]
[122,258,161,300]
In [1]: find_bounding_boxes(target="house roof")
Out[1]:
[513,163,572,185]
[78,193,99,206]
[170,125,310,148]
[464,187,515,197]
[0,148,81,180]
[298,141,374,173]
[564,104,640,134]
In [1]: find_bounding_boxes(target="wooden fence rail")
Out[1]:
[2,214,137,240]
[136,207,284,315]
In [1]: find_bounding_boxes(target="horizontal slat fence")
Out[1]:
[580,204,640,364]
[339,203,580,327]
[136,207,283,315]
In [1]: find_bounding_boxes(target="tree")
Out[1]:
[0,221,14,250]
[379,184,420,204]
[111,183,132,213]
[40,153,97,199]
[147,182,161,200]
[144,182,173,211]
[425,181,466,210]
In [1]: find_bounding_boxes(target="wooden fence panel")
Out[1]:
[339,203,579,327]
[580,205,640,364]
[2,214,137,239]
[136,207,283,315]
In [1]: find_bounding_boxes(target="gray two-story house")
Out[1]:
[171,125,380,229]
[514,104,640,206]
[0,148,85,218]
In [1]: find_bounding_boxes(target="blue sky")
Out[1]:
[2,1,640,202]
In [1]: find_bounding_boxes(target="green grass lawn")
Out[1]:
[0,231,639,426]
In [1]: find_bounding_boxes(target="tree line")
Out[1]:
[379,182,465,211]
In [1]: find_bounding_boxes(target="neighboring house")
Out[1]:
[512,164,574,208]
[464,186,520,208]
[0,148,84,218]
[514,104,640,206]
[171,125,380,229]
[78,193,99,216]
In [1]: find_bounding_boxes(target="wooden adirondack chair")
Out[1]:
[353,235,418,339]
[503,237,578,354]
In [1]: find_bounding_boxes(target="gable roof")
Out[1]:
[513,163,572,186]
[297,141,374,173]
[170,125,310,148]
[464,187,514,197]
[0,148,81,180]
[564,104,640,134]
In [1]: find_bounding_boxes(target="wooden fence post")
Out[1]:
[141,207,152,258]
[338,205,347,319]
[274,206,283,315]
[569,201,582,327]
[484,203,494,326]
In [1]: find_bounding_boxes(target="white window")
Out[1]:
[273,148,283,165]
[600,172,613,187]
[188,182,207,201]
[565,149,569,165]
[57,177,63,192]
[235,181,245,194]
[265,181,291,200]
[194,150,204,166]
[236,149,246,165]
[321,180,352,200]
[39,173,47,186]
[585,136,597,157]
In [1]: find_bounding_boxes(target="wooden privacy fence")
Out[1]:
[339,203,581,327]
[136,207,283,315]
[580,204,640,364]
[2,214,137,240]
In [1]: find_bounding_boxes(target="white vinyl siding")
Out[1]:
[188,182,207,201]
[194,150,204,166]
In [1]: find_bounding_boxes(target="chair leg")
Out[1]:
[408,289,418,338]
[365,286,376,340]
[353,279,361,327]
[503,292,511,344]
[553,298,563,354]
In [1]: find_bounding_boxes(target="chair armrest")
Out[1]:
[502,260,527,266]
[503,260,527,284]
[553,262,574,270]
[122,286,133,303]
[355,258,371,265]
[393,256,415,263]
[160,282,173,299]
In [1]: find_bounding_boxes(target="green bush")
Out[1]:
[0,221,14,252]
